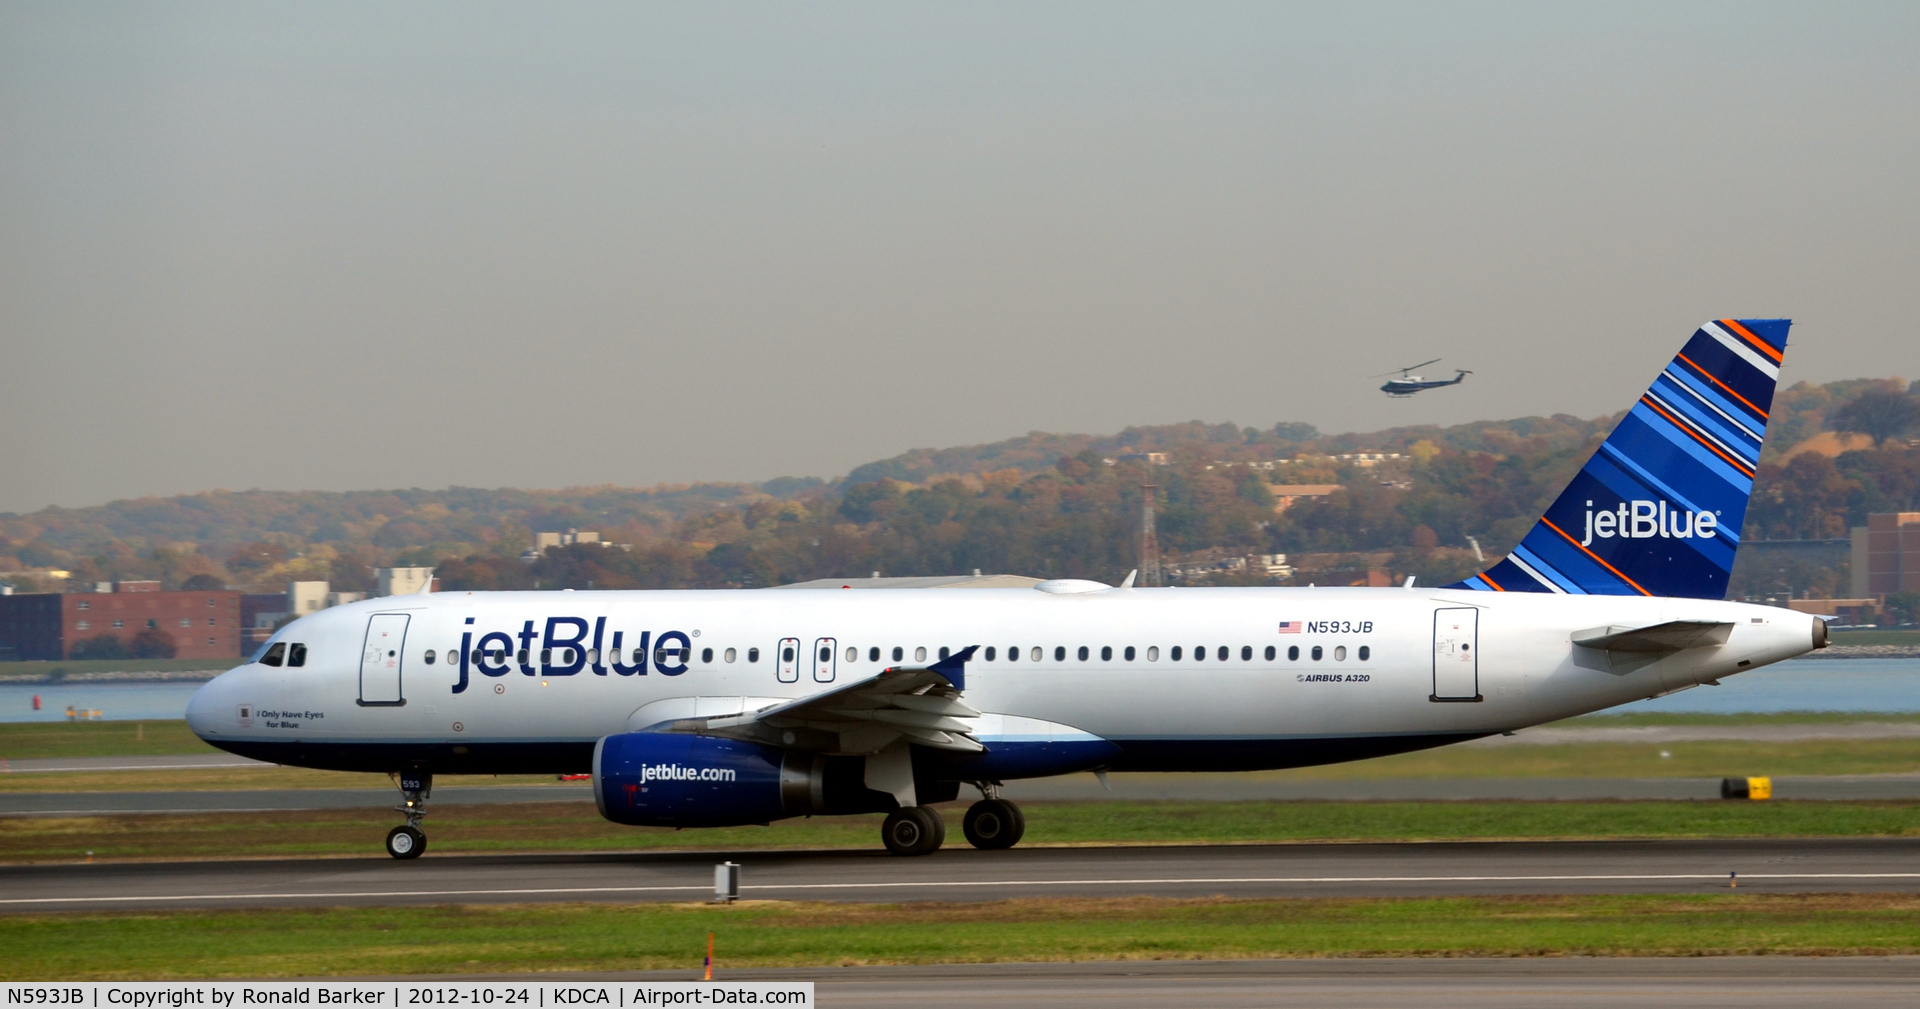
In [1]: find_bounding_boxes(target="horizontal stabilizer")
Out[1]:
[1572,620,1732,653]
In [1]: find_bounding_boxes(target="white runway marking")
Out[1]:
[6,872,1920,906]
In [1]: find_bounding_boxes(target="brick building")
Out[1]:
[0,590,243,661]
[1851,512,1920,598]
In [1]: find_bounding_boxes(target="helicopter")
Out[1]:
[1375,358,1471,397]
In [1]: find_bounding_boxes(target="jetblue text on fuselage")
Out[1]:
[1579,499,1718,546]
[452,617,692,693]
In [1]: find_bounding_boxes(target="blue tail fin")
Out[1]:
[1449,318,1790,599]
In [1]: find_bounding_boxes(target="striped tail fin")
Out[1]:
[1449,318,1790,599]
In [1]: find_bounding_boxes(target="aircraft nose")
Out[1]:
[185,671,235,740]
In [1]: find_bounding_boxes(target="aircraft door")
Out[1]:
[777,637,800,683]
[359,613,409,706]
[1430,607,1480,702]
[812,637,837,683]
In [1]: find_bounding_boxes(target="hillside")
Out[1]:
[0,377,1913,601]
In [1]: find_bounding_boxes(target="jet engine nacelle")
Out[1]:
[593,732,896,827]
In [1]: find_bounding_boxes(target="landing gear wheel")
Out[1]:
[880,806,946,856]
[386,824,426,859]
[963,798,1025,850]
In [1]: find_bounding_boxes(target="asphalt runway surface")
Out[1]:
[5,837,1918,911]
[650,958,1920,1008]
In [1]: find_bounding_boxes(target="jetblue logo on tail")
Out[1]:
[1580,500,1719,545]
[1451,318,1789,599]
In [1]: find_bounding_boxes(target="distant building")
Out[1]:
[288,580,330,616]
[1269,485,1343,513]
[1784,598,1880,625]
[533,529,601,551]
[376,567,436,597]
[1852,513,1920,598]
[0,588,243,661]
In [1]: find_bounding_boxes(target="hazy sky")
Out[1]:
[4,2,1918,513]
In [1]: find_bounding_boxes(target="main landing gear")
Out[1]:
[385,770,430,859]
[879,784,1027,856]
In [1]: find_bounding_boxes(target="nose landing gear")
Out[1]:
[385,770,430,859]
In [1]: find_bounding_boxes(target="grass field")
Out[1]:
[5,720,1920,792]
[1553,710,1920,727]
[4,893,1918,979]
[6,799,1917,862]
[0,719,219,759]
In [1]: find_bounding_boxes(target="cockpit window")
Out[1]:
[287,643,307,667]
[260,642,286,667]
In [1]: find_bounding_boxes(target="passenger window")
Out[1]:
[845,646,856,662]
[893,646,904,662]
[1288,645,1300,661]
[1030,646,1041,661]
[1335,645,1347,661]
[819,646,831,662]
[586,648,598,665]
[540,648,551,665]
[287,643,307,667]
[1358,645,1370,661]
[1007,646,1019,662]
[782,646,795,663]
[1124,645,1135,661]
[1171,646,1183,661]
[1219,646,1229,661]
[702,647,714,663]
[1100,646,1112,661]
[447,649,459,665]
[725,647,737,663]
[261,642,286,667]
[869,646,880,662]
[915,646,928,662]
[424,650,437,665]
[939,646,950,660]
[1311,645,1323,661]
[1146,646,1159,661]
[1055,646,1066,661]
[985,646,997,661]
[1078,646,1089,661]
[748,647,760,663]
[1195,646,1206,662]
[1264,645,1275,661]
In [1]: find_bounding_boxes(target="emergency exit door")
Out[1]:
[1431,607,1480,702]
[359,613,409,706]
[812,637,838,683]
[776,637,800,683]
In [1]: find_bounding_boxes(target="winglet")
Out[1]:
[929,644,979,692]
[1120,569,1138,589]
[416,570,437,595]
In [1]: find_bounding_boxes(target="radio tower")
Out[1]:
[1138,484,1161,587]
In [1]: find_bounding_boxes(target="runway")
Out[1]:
[684,957,1920,1008]
[4,837,1917,911]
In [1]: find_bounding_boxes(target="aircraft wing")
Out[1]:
[665,645,984,755]
[1572,620,1733,653]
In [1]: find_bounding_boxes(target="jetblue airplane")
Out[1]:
[188,319,1823,859]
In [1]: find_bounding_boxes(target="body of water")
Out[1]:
[1,658,1915,724]
[1605,657,1920,715]
[1,682,206,723]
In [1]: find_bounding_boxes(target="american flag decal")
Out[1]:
[1277,621,1302,634]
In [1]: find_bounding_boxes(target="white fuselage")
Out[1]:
[186,584,1819,775]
